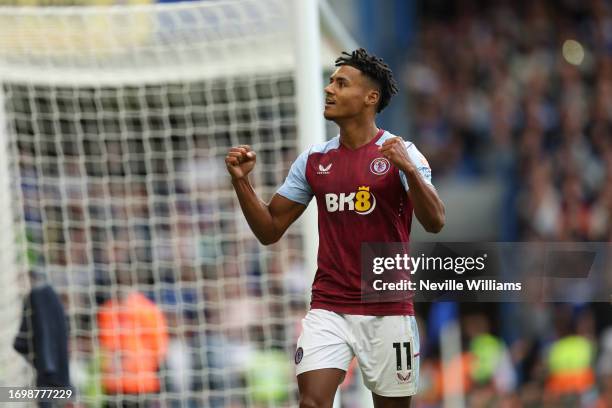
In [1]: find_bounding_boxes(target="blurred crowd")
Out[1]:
[405,0,612,241]
[400,0,612,407]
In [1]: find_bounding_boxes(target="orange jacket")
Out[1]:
[98,292,169,394]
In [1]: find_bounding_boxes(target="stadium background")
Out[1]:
[0,0,611,407]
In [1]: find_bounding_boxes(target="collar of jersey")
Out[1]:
[339,128,385,152]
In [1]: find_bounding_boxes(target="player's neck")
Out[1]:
[338,120,379,150]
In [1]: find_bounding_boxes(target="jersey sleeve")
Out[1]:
[276,149,313,205]
[399,142,433,191]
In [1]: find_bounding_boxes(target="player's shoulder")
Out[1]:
[297,136,340,160]
[308,136,340,155]
[291,136,340,167]
[375,130,416,149]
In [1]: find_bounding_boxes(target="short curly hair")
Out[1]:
[334,48,398,113]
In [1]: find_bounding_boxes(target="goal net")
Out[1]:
[0,1,320,406]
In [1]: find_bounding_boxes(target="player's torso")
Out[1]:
[304,138,410,230]
[301,131,415,315]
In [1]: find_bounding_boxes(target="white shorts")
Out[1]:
[294,309,420,397]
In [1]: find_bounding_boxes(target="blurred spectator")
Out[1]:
[97,291,169,406]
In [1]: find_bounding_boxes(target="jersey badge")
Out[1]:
[370,157,390,175]
[295,347,304,364]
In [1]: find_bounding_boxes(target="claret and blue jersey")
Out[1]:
[278,129,433,316]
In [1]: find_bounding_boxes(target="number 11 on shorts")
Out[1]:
[392,342,412,371]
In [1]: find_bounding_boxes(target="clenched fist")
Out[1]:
[378,136,414,172]
[225,145,257,180]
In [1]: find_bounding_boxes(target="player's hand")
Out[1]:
[225,145,257,180]
[378,136,414,171]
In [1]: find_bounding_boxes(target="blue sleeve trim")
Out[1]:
[400,142,433,191]
[276,150,313,205]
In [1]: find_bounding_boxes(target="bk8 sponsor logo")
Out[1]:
[324,186,376,215]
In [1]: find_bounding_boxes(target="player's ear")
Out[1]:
[365,89,380,108]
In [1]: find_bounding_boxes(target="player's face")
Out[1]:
[323,65,376,121]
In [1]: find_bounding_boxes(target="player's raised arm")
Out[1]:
[379,137,446,233]
[226,145,307,245]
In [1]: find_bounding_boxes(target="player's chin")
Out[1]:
[323,106,340,120]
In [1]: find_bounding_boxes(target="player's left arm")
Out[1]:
[379,137,445,233]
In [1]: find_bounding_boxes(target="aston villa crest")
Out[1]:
[370,157,390,175]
